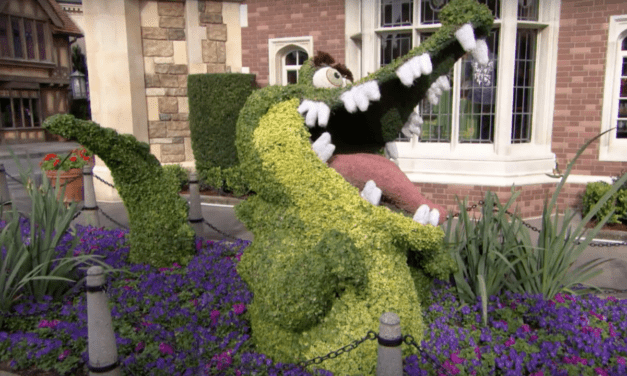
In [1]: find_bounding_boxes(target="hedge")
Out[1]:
[188,73,255,194]
[43,114,196,268]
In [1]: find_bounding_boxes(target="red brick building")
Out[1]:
[239,0,627,218]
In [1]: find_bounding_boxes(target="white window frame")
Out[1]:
[268,36,313,86]
[600,15,627,162]
[348,0,562,186]
[282,49,308,85]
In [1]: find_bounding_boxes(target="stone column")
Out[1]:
[83,0,148,202]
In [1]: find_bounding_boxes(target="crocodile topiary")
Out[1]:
[43,115,196,268]
[234,0,493,374]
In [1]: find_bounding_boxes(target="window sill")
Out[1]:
[394,142,557,186]
[0,58,56,69]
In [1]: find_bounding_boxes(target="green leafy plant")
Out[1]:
[0,156,111,328]
[444,189,527,309]
[507,132,627,299]
[39,147,93,172]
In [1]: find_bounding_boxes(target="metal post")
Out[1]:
[188,171,204,238]
[0,163,12,212]
[83,165,100,227]
[86,266,120,376]
[377,312,402,376]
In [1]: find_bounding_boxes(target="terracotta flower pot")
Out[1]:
[45,168,84,203]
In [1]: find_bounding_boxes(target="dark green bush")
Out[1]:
[43,114,196,268]
[582,181,625,224]
[188,73,255,193]
[163,164,190,191]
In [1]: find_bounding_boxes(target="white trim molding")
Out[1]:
[599,15,627,162]
[268,36,313,85]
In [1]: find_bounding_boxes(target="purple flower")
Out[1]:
[554,294,565,303]
[58,349,70,361]
[505,337,515,347]
[618,357,626,365]
[134,342,144,353]
[233,303,246,315]
[159,343,174,355]
[530,372,544,376]
[450,351,464,364]
[211,310,220,325]
[594,367,608,376]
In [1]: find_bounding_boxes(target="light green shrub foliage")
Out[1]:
[236,99,452,374]
[43,114,195,268]
[188,73,255,193]
[582,181,622,224]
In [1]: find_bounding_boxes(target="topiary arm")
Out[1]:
[43,114,195,268]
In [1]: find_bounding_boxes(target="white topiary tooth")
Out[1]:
[385,142,399,159]
[455,23,476,52]
[427,89,439,105]
[340,91,358,113]
[409,56,423,78]
[317,102,330,127]
[361,180,382,206]
[363,81,381,101]
[396,63,415,87]
[437,76,450,91]
[305,107,318,127]
[471,38,490,66]
[413,204,431,224]
[354,91,369,112]
[318,143,335,163]
[428,209,440,226]
[420,54,432,75]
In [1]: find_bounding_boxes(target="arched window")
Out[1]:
[600,16,627,161]
[268,37,314,86]
[283,49,308,85]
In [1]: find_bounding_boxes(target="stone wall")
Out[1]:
[140,0,231,165]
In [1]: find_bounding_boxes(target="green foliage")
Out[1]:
[0,156,110,328]
[198,166,250,197]
[187,73,255,178]
[236,99,449,374]
[582,181,625,224]
[507,132,627,299]
[444,189,527,308]
[444,132,627,308]
[162,164,190,191]
[43,114,195,268]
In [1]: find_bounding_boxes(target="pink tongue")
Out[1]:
[328,153,446,223]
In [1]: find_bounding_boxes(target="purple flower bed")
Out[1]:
[1,223,626,375]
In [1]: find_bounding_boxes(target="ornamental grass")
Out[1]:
[1,222,626,376]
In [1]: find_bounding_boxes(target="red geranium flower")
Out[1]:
[44,153,56,161]
[69,156,77,162]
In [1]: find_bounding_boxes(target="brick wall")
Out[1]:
[241,0,345,87]
[552,0,627,177]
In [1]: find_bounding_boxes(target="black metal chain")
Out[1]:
[98,207,129,230]
[93,174,116,188]
[403,334,455,376]
[285,330,377,370]
[202,218,239,241]
[3,170,24,185]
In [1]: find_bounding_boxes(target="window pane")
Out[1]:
[381,0,413,27]
[24,20,35,60]
[460,30,499,143]
[297,51,308,65]
[13,98,23,127]
[285,51,297,66]
[511,29,536,143]
[0,16,10,58]
[22,98,33,127]
[419,33,452,143]
[0,98,12,128]
[622,38,627,51]
[286,70,298,84]
[381,33,412,66]
[420,0,499,24]
[518,0,539,21]
[11,18,22,59]
[36,22,46,60]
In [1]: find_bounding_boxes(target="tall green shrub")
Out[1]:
[582,181,626,224]
[188,73,255,193]
[43,114,195,268]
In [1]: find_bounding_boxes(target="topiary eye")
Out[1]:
[326,68,344,87]
[313,67,346,88]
